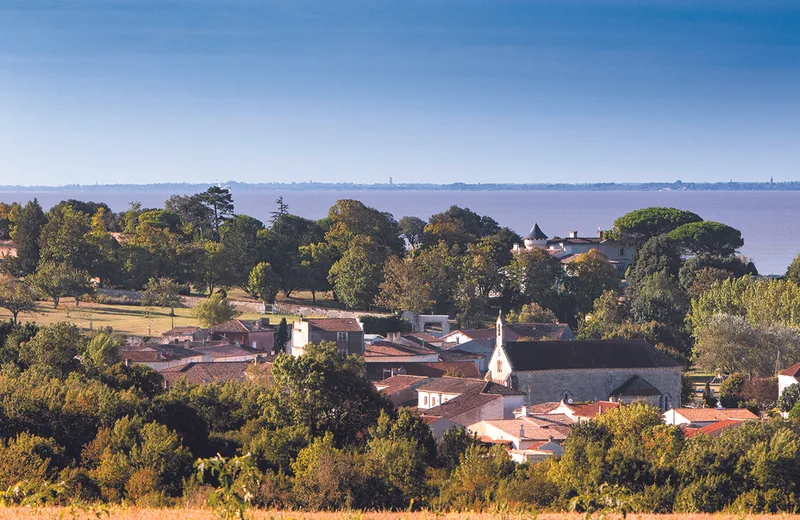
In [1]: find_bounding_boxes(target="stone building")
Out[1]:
[291,318,365,357]
[487,314,682,410]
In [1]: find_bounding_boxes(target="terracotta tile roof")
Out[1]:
[210,320,252,333]
[160,361,258,385]
[506,323,571,341]
[779,361,800,378]
[374,375,429,396]
[403,332,441,343]
[423,393,500,419]
[672,408,758,423]
[483,418,568,441]
[366,362,481,380]
[365,341,438,358]
[442,329,496,341]
[526,402,562,414]
[478,436,513,445]
[417,378,487,395]
[421,415,446,425]
[572,401,620,418]
[611,375,662,397]
[504,339,682,371]
[121,345,198,362]
[306,318,362,332]
[438,349,484,361]
[683,418,747,438]
[191,344,258,359]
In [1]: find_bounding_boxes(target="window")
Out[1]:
[423,395,428,406]
[337,332,348,342]
[497,359,503,373]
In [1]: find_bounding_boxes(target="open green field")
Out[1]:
[0,298,298,337]
[0,510,794,520]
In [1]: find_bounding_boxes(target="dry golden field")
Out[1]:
[0,510,797,520]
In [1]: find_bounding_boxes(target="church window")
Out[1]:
[497,359,503,373]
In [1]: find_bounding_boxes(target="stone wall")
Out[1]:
[514,367,681,409]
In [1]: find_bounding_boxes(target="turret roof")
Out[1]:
[524,223,548,240]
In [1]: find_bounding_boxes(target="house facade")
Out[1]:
[291,318,365,357]
[778,361,800,399]
[210,319,274,351]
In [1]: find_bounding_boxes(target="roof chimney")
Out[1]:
[569,231,578,239]
[598,405,603,415]
[519,423,525,439]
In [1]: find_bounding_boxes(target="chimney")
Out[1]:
[520,405,528,417]
[124,358,131,367]
[519,423,525,439]
[598,405,603,415]
[569,231,578,238]
[513,243,519,251]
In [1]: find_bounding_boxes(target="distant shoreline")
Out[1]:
[1,181,799,192]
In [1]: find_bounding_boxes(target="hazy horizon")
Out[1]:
[2,1,799,185]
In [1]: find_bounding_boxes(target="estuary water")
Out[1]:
[1,189,797,275]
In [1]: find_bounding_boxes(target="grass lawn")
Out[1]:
[0,298,298,337]
[0,509,791,520]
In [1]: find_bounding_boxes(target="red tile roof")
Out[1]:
[160,361,258,385]
[683,418,746,438]
[374,375,429,396]
[162,326,203,336]
[211,320,252,333]
[306,318,363,332]
[572,401,620,418]
[672,408,758,423]
[366,362,481,380]
[779,361,800,378]
[526,402,562,414]
[365,341,438,358]
[423,393,500,420]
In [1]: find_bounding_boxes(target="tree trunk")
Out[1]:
[311,290,316,304]
[53,296,59,308]
[11,311,18,325]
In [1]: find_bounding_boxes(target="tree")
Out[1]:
[191,240,229,295]
[328,236,389,309]
[28,262,92,308]
[8,199,46,276]
[565,249,620,315]
[414,241,461,314]
[19,321,84,373]
[220,215,264,289]
[0,276,37,324]
[247,262,280,305]
[264,214,325,297]
[270,196,290,224]
[275,317,290,354]
[83,331,122,371]
[164,194,213,238]
[398,216,426,248]
[577,290,625,340]
[325,199,403,255]
[38,204,98,273]
[375,255,433,313]
[192,292,240,327]
[679,254,748,293]
[198,186,234,240]
[668,221,744,256]
[268,341,390,444]
[298,242,334,303]
[612,207,702,245]
[141,277,184,328]
[779,383,800,412]
[627,235,682,285]
[627,272,689,340]
[507,302,558,324]
[506,248,563,309]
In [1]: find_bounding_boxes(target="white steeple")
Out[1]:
[496,310,505,347]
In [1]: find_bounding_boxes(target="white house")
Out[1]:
[662,407,758,427]
[468,417,568,450]
[778,362,800,399]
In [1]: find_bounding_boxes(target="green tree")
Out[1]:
[565,249,620,315]
[668,221,744,256]
[164,193,213,238]
[506,248,563,309]
[0,276,37,324]
[19,321,84,373]
[83,331,122,372]
[247,262,280,305]
[275,317,290,354]
[627,235,682,285]
[0,433,65,491]
[375,255,433,313]
[38,204,98,273]
[198,186,234,240]
[577,290,625,339]
[414,241,461,314]
[220,215,264,290]
[141,277,184,327]
[325,199,404,255]
[627,272,689,348]
[612,207,702,245]
[28,262,92,308]
[192,292,240,327]
[8,199,46,276]
[268,341,390,444]
[298,242,334,303]
[506,302,558,324]
[191,240,230,295]
[263,214,325,297]
[398,216,426,247]
[778,383,800,412]
[328,236,389,309]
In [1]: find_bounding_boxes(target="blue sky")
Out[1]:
[1,0,799,185]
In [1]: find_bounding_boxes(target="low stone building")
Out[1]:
[291,318,364,357]
[487,314,682,409]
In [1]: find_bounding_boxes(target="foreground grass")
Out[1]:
[0,298,297,336]
[0,509,796,520]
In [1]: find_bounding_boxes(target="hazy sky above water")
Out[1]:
[1,1,799,186]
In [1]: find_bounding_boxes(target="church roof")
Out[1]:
[524,223,548,240]
[503,340,682,372]
[611,375,662,397]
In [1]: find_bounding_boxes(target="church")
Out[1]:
[512,222,635,275]
[486,314,682,410]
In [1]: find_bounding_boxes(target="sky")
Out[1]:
[1,0,799,186]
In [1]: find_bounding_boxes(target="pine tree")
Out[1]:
[275,317,290,354]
